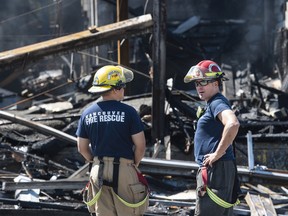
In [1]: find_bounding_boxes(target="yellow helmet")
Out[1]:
[88,65,134,93]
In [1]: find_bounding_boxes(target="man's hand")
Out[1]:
[203,152,225,167]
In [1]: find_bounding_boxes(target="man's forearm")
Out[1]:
[216,123,239,156]
[77,137,94,162]
[134,148,145,166]
[81,150,94,162]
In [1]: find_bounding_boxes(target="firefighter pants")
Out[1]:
[88,157,149,216]
[194,160,236,216]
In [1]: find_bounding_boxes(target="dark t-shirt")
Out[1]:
[194,93,235,165]
[76,100,144,160]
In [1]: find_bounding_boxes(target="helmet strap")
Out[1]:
[215,78,223,91]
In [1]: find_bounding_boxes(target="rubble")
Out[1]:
[1,59,288,216]
[0,1,288,215]
[1,88,288,215]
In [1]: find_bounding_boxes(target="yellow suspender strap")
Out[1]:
[84,187,102,207]
[113,190,149,208]
[206,187,240,208]
[84,187,149,208]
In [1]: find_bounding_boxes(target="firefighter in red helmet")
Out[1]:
[184,60,241,216]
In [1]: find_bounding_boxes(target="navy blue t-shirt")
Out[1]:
[76,100,144,160]
[194,93,235,165]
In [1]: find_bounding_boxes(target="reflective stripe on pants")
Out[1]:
[90,157,149,216]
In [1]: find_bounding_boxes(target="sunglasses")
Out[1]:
[114,84,126,90]
[195,80,216,87]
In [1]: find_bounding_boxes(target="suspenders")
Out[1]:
[98,156,120,194]
[84,156,149,208]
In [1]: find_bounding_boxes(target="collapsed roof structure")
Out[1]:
[0,1,288,215]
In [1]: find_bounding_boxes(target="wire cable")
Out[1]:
[0,1,60,25]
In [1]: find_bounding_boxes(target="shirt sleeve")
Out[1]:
[75,116,88,138]
[210,99,231,119]
[130,107,144,135]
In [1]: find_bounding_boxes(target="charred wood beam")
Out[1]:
[250,64,265,108]
[29,113,81,121]
[0,197,86,211]
[251,81,288,96]
[152,0,166,144]
[0,110,77,145]
[18,150,76,174]
[166,89,197,119]
[1,144,76,174]
[116,0,129,67]
[0,14,153,69]
[29,120,79,155]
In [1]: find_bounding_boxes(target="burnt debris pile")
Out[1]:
[0,73,288,215]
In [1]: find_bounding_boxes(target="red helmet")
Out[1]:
[184,60,228,83]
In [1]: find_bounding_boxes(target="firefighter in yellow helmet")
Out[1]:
[88,65,134,94]
[76,65,149,215]
[184,60,241,216]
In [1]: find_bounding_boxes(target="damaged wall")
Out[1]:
[0,0,287,95]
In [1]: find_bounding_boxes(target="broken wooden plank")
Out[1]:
[0,173,20,181]
[245,192,267,216]
[2,179,87,191]
[260,195,277,216]
[245,183,263,194]
[245,192,277,216]
[0,14,153,68]
[257,184,288,201]
[281,186,288,194]
[245,183,288,205]
[68,163,90,179]
[273,203,288,214]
